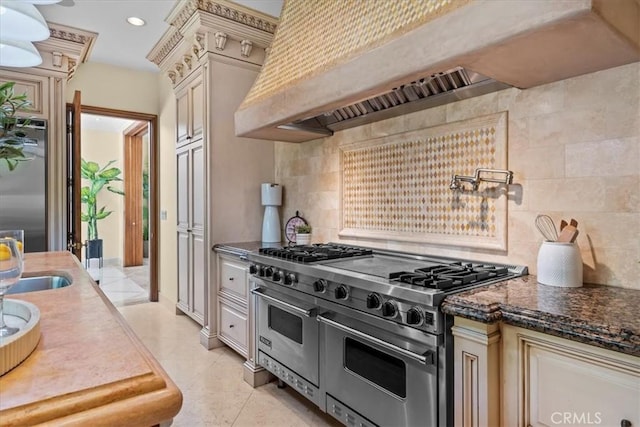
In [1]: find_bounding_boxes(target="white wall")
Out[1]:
[80,128,124,262]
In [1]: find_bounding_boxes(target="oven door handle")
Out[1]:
[318,315,434,366]
[251,287,316,318]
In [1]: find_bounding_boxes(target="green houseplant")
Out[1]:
[0,81,32,171]
[80,158,124,258]
[295,224,312,245]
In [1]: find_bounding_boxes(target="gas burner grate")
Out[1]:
[390,262,509,290]
[259,244,373,263]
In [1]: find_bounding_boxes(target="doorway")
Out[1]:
[70,104,159,304]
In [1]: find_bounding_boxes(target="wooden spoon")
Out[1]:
[557,225,579,243]
[560,220,568,231]
[570,218,578,227]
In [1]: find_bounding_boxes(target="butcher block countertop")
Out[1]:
[441,276,640,357]
[0,251,182,426]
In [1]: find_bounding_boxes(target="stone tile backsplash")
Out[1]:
[275,62,640,288]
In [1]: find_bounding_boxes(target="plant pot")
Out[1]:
[296,233,311,245]
[85,239,103,259]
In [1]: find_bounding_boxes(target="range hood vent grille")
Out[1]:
[282,67,511,136]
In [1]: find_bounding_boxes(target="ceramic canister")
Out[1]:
[536,241,583,287]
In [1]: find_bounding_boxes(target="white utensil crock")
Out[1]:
[536,241,583,287]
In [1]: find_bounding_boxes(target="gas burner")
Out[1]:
[259,244,373,263]
[390,262,509,290]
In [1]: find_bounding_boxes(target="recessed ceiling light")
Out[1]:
[127,17,145,27]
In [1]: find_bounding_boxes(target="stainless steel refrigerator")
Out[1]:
[0,119,47,252]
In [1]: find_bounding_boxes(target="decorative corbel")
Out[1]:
[240,40,253,58]
[194,32,206,52]
[52,51,63,68]
[168,71,177,84]
[214,32,228,51]
[183,54,192,70]
[175,63,184,78]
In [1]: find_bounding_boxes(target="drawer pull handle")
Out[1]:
[229,277,234,281]
[621,420,631,427]
[229,324,234,328]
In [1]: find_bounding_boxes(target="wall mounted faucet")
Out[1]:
[450,168,513,191]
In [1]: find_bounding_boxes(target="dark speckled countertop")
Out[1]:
[441,276,640,357]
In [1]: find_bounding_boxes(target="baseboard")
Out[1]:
[243,360,273,388]
[200,326,224,350]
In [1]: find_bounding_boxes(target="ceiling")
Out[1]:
[38,0,283,73]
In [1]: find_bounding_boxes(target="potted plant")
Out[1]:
[295,224,312,245]
[0,81,32,172]
[80,158,124,259]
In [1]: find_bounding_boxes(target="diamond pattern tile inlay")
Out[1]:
[340,112,508,250]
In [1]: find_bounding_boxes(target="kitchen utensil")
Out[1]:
[570,218,578,227]
[535,215,558,241]
[560,220,568,231]
[557,224,579,243]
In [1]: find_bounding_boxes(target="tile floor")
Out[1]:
[118,302,341,427]
[95,259,150,306]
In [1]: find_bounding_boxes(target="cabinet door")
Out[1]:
[176,230,190,312]
[503,325,640,427]
[176,88,190,146]
[191,77,204,142]
[192,231,206,324]
[176,149,190,229]
[191,143,205,232]
[219,298,248,357]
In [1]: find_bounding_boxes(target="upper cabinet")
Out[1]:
[176,72,204,146]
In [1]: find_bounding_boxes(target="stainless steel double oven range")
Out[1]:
[249,243,527,427]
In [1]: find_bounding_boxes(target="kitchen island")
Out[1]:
[0,252,182,426]
[442,276,640,427]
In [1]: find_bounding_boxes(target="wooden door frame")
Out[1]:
[79,105,159,302]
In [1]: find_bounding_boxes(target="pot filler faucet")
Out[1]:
[449,168,513,191]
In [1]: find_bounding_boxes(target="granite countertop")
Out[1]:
[0,252,182,426]
[441,276,640,357]
[213,241,267,257]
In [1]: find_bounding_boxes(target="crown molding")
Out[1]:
[147,0,278,86]
[31,22,97,79]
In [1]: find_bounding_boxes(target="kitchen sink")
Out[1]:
[7,275,72,294]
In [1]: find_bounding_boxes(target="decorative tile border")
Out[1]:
[339,112,508,251]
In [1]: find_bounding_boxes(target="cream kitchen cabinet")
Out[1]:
[175,73,203,147]
[452,318,640,427]
[175,71,207,327]
[216,253,250,356]
[148,0,277,351]
[501,325,640,427]
[215,250,271,387]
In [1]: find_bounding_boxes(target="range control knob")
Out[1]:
[381,301,397,318]
[258,266,266,277]
[406,307,423,325]
[272,271,282,282]
[264,267,274,277]
[284,273,297,286]
[249,264,258,275]
[313,279,327,293]
[366,293,382,310]
[334,285,349,300]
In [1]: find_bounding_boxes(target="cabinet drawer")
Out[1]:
[220,259,247,300]
[219,300,248,357]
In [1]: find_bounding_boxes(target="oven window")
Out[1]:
[268,305,303,344]
[344,337,406,398]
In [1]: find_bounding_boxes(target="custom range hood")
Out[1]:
[235,0,640,143]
